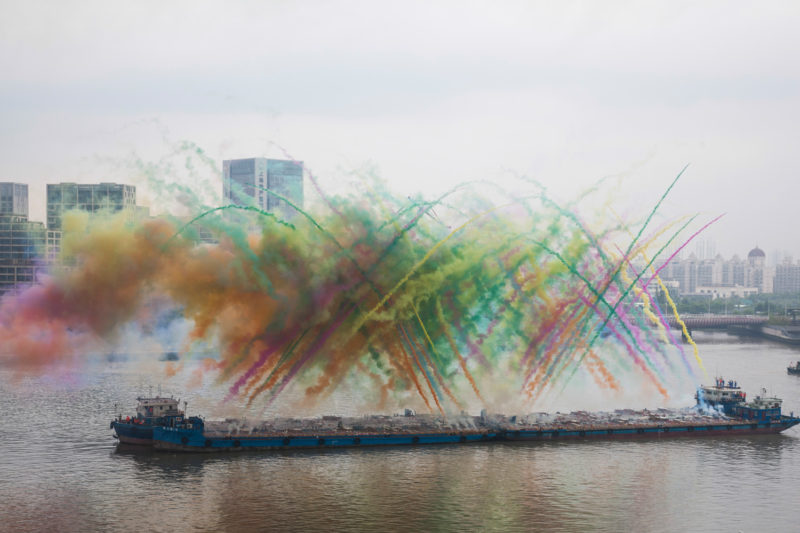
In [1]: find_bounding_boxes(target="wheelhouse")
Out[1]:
[134,396,184,426]
[733,390,783,421]
[696,377,746,415]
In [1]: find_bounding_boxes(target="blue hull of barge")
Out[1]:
[152,417,800,452]
[502,417,800,440]
[153,426,497,452]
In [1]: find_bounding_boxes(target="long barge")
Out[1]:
[137,378,800,453]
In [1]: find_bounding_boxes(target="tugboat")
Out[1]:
[788,362,800,375]
[732,388,785,421]
[110,395,186,445]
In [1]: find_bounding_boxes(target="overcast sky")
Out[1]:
[2,0,799,261]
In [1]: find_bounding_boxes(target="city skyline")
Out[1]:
[3,174,796,266]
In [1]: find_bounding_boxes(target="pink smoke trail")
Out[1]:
[647,214,726,286]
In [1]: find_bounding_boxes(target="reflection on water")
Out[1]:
[2,335,800,532]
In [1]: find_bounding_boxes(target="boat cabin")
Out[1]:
[733,389,783,422]
[695,377,746,415]
[134,396,184,426]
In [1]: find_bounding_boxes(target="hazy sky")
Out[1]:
[2,1,799,260]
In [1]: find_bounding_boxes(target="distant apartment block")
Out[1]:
[46,182,136,230]
[657,246,775,296]
[222,158,304,218]
[774,260,800,294]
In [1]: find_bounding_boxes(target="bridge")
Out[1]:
[664,314,767,330]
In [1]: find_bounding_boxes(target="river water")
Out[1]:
[2,332,800,532]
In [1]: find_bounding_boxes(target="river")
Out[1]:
[2,332,799,532]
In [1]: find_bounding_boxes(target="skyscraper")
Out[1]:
[222,158,304,219]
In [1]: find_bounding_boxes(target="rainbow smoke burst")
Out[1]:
[0,157,711,414]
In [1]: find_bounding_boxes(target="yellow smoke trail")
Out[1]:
[352,202,514,335]
[660,281,707,378]
[617,258,670,344]
[412,303,465,409]
[408,316,463,410]
[610,209,708,379]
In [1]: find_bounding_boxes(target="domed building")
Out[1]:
[747,246,766,267]
[746,245,772,293]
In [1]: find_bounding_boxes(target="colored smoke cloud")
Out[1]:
[0,153,710,414]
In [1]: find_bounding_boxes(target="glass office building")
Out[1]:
[46,182,136,230]
[222,158,303,218]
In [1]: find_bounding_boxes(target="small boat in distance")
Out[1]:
[788,362,800,375]
[110,395,186,445]
[159,351,180,362]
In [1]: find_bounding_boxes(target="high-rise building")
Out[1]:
[0,182,29,217]
[694,239,716,261]
[46,182,136,230]
[774,260,800,294]
[222,158,304,219]
[0,183,45,295]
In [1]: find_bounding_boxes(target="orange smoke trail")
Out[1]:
[524,302,593,401]
[0,216,184,367]
[356,361,390,410]
[435,300,486,405]
[304,329,370,400]
[411,304,464,410]
[399,324,444,415]
[584,351,620,391]
[383,331,432,412]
